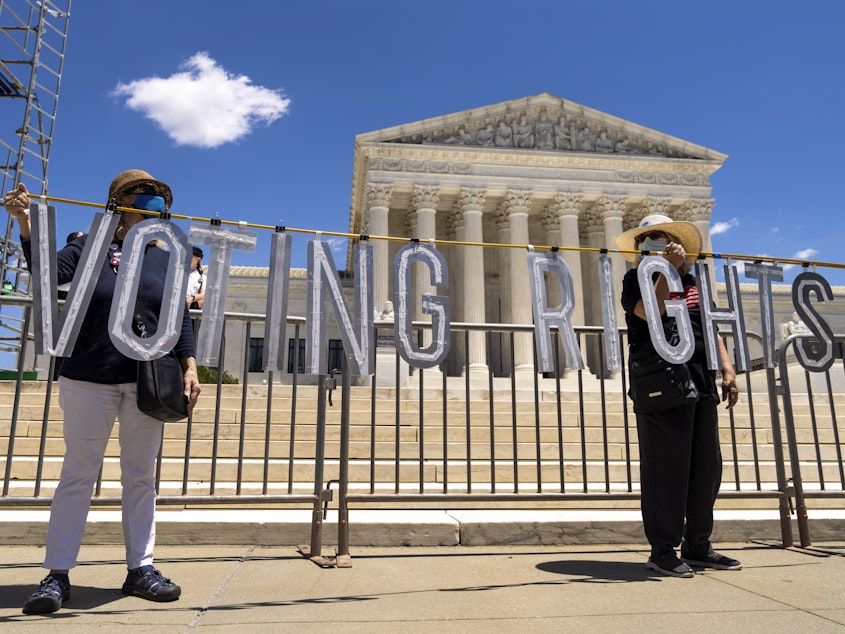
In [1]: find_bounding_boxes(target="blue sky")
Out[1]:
[9,1,845,284]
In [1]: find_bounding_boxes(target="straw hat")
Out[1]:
[614,214,702,262]
[107,169,173,210]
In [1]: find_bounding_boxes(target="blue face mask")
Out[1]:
[639,237,668,254]
[132,194,165,213]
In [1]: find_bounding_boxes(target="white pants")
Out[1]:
[45,377,164,570]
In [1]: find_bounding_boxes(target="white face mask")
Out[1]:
[638,237,668,254]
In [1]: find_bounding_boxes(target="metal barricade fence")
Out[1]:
[6,294,840,556]
[334,324,795,555]
[775,334,845,547]
[0,296,336,559]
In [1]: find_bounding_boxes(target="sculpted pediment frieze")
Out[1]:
[361,93,724,162]
[389,109,687,157]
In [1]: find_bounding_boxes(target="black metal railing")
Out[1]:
[774,334,845,547]
[2,294,843,556]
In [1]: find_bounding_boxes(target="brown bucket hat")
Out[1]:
[107,169,173,210]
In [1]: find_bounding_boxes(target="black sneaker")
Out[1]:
[22,574,71,614]
[122,565,181,602]
[682,550,742,570]
[646,558,695,578]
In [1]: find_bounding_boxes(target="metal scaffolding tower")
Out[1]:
[0,0,70,368]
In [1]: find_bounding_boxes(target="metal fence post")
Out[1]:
[765,366,796,548]
[336,360,352,567]
[299,373,329,563]
[776,337,811,547]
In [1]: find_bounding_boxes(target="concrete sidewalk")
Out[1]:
[1,541,843,632]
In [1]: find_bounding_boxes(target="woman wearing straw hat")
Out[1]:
[615,214,741,578]
[5,169,201,613]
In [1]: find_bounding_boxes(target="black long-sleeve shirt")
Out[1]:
[23,235,195,384]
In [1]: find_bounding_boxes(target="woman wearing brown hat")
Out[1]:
[615,214,740,578]
[4,169,200,613]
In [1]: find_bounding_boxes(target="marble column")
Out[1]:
[600,194,628,378]
[365,183,393,316]
[494,205,512,375]
[541,192,585,375]
[457,187,488,376]
[503,189,534,374]
[644,195,671,219]
[624,195,672,265]
[678,197,717,300]
[601,194,628,301]
[445,208,463,376]
[579,204,606,375]
[541,207,564,311]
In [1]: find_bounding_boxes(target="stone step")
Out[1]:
[5,435,640,461]
[6,388,841,413]
[6,423,803,457]
[2,411,837,448]
[6,438,839,495]
[5,453,839,489]
[6,377,843,402]
[0,371,825,395]
[1,390,834,420]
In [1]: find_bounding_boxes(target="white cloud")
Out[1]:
[783,247,819,272]
[792,248,818,261]
[113,52,291,148]
[710,218,739,235]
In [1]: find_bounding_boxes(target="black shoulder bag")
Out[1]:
[627,347,699,414]
[135,304,189,422]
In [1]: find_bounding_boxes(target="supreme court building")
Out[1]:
[346,92,723,377]
[214,93,731,384]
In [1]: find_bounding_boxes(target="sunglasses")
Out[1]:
[122,184,158,197]
[641,231,669,241]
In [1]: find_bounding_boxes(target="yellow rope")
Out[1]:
[38,194,845,271]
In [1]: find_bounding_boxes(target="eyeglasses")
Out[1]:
[641,231,669,240]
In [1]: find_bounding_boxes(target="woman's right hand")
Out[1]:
[664,240,686,269]
[4,183,31,240]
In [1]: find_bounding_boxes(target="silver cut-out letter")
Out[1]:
[695,262,750,372]
[188,222,258,365]
[637,256,693,364]
[393,242,450,368]
[792,271,835,372]
[263,232,292,372]
[109,219,191,360]
[597,254,621,372]
[527,250,584,372]
[743,262,783,368]
[30,203,120,356]
[304,240,374,375]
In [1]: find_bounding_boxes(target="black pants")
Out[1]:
[636,397,722,563]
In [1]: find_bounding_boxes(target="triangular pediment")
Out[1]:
[356,93,726,162]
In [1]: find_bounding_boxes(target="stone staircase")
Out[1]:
[2,370,843,512]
